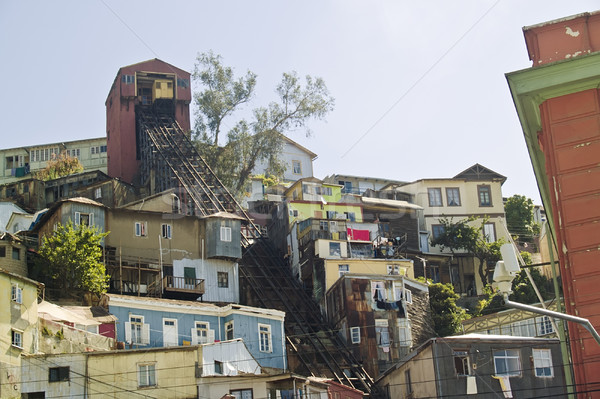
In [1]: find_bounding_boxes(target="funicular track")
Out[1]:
[137,109,374,394]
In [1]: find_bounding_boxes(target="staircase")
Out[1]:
[137,109,374,394]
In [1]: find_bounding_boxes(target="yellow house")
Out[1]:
[387,164,509,295]
[0,269,43,399]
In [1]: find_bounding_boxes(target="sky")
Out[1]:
[1,1,598,205]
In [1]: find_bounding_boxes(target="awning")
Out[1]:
[361,197,423,210]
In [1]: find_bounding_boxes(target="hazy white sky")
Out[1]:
[1,1,598,204]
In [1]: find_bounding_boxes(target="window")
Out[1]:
[446,188,461,206]
[11,329,23,349]
[218,271,229,288]
[397,318,412,347]
[372,281,386,301]
[339,180,353,194]
[329,242,341,257]
[94,187,102,199]
[161,223,172,239]
[122,74,135,84]
[49,366,70,382]
[387,265,400,275]
[11,284,22,304]
[404,288,413,304]
[428,188,443,206]
[338,264,349,277]
[225,321,234,340]
[12,247,20,260]
[453,350,471,376]
[483,223,496,243]
[259,324,272,353]
[431,224,445,240]
[375,319,390,347]
[138,363,156,387]
[319,220,329,231]
[344,212,356,222]
[532,349,553,377]
[135,222,147,237]
[75,212,93,226]
[100,145,107,153]
[126,315,149,345]
[292,160,302,175]
[350,327,361,344]
[493,349,521,377]
[478,185,492,207]
[322,186,332,196]
[0,246,5,257]
[214,360,223,374]
[230,389,253,399]
[405,369,413,396]
[220,226,232,242]
[193,321,211,345]
[537,316,554,336]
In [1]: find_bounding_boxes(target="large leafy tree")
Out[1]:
[37,221,109,296]
[429,282,469,336]
[33,151,83,181]
[504,194,540,243]
[431,216,505,287]
[192,51,334,197]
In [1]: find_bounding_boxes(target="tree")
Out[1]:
[192,51,334,197]
[33,151,84,181]
[429,283,469,336]
[475,251,554,315]
[504,194,540,244]
[431,216,505,287]
[37,221,109,296]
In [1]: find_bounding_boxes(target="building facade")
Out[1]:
[376,334,567,399]
[0,137,108,186]
[506,11,600,395]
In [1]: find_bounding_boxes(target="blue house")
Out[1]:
[106,294,287,371]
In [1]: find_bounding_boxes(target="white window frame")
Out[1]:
[338,264,349,277]
[350,327,361,344]
[375,319,390,347]
[220,226,232,242]
[192,321,214,345]
[225,320,234,341]
[493,349,521,377]
[292,160,302,175]
[532,348,553,378]
[135,221,147,237]
[74,212,93,226]
[161,223,172,239]
[404,288,413,304]
[537,316,554,336]
[397,318,412,347]
[453,350,471,376]
[125,315,150,345]
[387,264,400,275]
[11,284,22,304]
[258,323,272,353]
[94,187,102,199]
[11,329,23,349]
[138,363,156,387]
[483,222,496,243]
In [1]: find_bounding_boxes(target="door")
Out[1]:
[163,318,178,347]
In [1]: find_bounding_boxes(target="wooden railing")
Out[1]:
[163,275,205,294]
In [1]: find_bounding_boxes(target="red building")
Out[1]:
[507,11,600,398]
[105,59,191,185]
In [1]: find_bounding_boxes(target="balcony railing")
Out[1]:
[163,275,205,295]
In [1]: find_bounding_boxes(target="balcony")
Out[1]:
[163,275,205,295]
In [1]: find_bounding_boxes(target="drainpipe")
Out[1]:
[502,294,600,345]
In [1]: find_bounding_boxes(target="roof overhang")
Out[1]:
[506,50,600,238]
[360,196,423,210]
